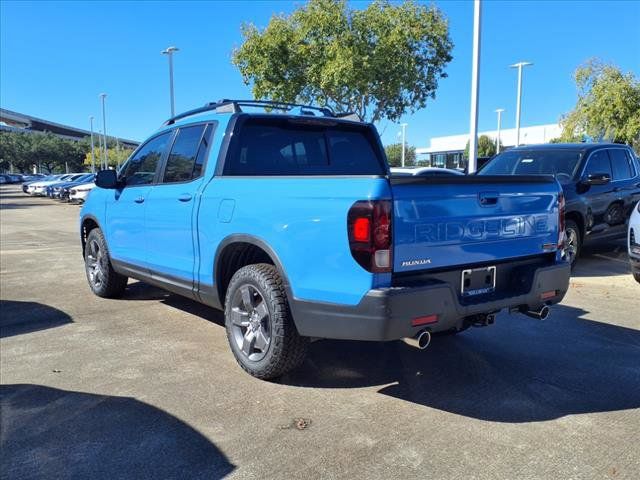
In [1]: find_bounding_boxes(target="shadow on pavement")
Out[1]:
[0,300,73,338]
[113,282,640,423]
[123,281,226,327]
[0,384,235,480]
[282,304,640,423]
[571,239,631,278]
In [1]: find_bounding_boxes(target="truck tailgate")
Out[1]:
[391,175,561,273]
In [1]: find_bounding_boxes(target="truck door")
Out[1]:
[581,149,615,232]
[105,131,172,267]
[144,123,216,295]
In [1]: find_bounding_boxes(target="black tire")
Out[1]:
[565,219,581,268]
[224,263,308,380]
[634,272,640,284]
[84,228,128,298]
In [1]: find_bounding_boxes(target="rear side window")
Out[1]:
[609,149,634,180]
[162,124,213,183]
[584,150,612,178]
[224,118,385,176]
[121,132,171,186]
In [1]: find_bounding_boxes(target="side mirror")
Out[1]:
[582,172,611,186]
[95,169,119,189]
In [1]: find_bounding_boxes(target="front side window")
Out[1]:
[609,149,634,180]
[121,132,171,186]
[162,124,210,183]
[584,150,612,177]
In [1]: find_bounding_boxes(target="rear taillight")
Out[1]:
[347,200,392,273]
[557,192,565,248]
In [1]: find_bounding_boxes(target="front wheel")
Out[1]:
[224,264,308,380]
[84,228,128,298]
[565,220,581,268]
[634,272,640,284]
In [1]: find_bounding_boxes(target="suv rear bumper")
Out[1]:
[290,262,570,341]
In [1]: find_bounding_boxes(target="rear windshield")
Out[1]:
[480,149,583,184]
[224,117,385,176]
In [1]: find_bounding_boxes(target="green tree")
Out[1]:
[84,146,133,170]
[384,142,416,167]
[0,130,90,173]
[232,0,453,122]
[560,59,640,151]
[464,135,500,159]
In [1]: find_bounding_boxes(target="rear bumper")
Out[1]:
[291,262,571,341]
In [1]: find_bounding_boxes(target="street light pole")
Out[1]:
[495,108,504,154]
[467,0,482,174]
[510,61,533,146]
[162,46,179,116]
[400,123,408,167]
[99,93,108,169]
[89,116,96,172]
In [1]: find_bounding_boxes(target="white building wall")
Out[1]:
[416,123,562,155]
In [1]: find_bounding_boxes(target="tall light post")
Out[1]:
[494,108,505,154]
[162,46,179,116]
[467,0,482,173]
[510,61,533,146]
[89,116,96,172]
[99,93,108,169]
[400,123,408,167]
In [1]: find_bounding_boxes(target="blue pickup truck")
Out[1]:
[80,100,570,379]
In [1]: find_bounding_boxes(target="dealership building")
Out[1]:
[416,123,562,169]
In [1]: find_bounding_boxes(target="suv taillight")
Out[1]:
[558,192,565,248]
[347,200,392,273]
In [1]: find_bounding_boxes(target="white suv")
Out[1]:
[629,201,640,283]
[69,182,96,203]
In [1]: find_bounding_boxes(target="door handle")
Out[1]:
[134,196,145,204]
[178,193,192,202]
[613,187,622,192]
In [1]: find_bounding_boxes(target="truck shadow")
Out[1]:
[571,239,631,278]
[0,300,73,338]
[119,282,640,423]
[0,384,235,480]
[282,304,640,423]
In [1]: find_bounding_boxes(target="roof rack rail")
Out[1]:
[163,99,356,126]
[213,99,336,117]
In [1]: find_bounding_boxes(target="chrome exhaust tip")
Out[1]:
[405,330,431,350]
[522,305,550,320]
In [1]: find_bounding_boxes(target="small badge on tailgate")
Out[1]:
[401,258,432,267]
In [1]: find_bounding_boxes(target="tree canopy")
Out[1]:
[464,135,500,159]
[0,131,87,173]
[232,0,453,123]
[560,59,640,151]
[384,142,416,167]
[0,130,132,173]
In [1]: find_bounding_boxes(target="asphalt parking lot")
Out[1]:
[1,184,639,480]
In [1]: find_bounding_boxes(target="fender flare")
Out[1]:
[213,233,294,302]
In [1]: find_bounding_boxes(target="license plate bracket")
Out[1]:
[461,266,496,296]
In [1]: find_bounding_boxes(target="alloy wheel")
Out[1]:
[229,284,272,362]
[86,239,105,289]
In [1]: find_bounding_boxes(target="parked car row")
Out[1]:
[22,173,97,203]
[0,173,47,184]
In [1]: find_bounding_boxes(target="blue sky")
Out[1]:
[1,0,638,147]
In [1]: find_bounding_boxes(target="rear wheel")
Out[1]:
[565,220,581,268]
[634,272,640,284]
[84,228,128,298]
[224,264,308,380]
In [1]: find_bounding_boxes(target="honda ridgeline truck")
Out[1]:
[81,100,571,379]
